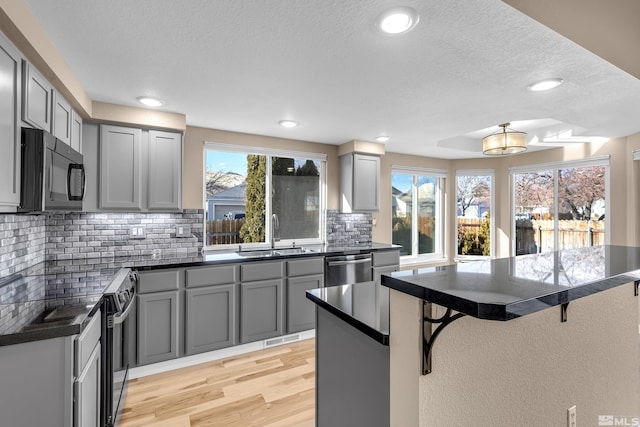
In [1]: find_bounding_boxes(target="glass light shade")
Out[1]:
[482,131,527,155]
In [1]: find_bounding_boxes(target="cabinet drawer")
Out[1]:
[138,268,183,293]
[74,309,101,376]
[241,261,283,282]
[372,250,400,267]
[287,257,324,277]
[186,265,238,288]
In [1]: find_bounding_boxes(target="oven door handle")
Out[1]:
[327,258,372,267]
[112,298,135,325]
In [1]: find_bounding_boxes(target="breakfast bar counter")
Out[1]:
[382,245,640,427]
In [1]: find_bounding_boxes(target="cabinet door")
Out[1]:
[22,60,52,132]
[240,279,284,343]
[148,130,182,210]
[74,342,101,427]
[99,125,142,210]
[52,91,72,145]
[287,274,323,334]
[0,35,21,209]
[353,154,380,211]
[185,285,237,355]
[70,109,83,153]
[373,265,399,286]
[137,291,179,365]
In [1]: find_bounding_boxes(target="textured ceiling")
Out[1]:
[23,0,640,159]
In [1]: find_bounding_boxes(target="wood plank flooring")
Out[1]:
[120,339,316,427]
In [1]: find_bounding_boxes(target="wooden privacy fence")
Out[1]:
[206,219,245,245]
[515,219,605,254]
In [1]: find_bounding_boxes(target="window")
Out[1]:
[204,143,325,248]
[456,170,494,258]
[511,157,609,256]
[391,167,445,263]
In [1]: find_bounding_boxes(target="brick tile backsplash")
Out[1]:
[0,214,46,277]
[0,208,369,274]
[44,210,204,260]
[326,210,372,246]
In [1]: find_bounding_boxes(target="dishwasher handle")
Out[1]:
[326,257,372,267]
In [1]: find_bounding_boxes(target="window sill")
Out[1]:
[399,257,450,270]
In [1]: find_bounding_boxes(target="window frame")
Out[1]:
[455,169,495,261]
[203,142,327,250]
[509,156,610,256]
[391,166,447,265]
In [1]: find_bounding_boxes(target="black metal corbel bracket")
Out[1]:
[422,300,465,375]
[634,280,639,297]
[561,303,569,323]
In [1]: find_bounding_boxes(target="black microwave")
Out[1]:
[19,128,85,212]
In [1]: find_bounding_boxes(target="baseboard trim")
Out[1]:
[128,329,316,379]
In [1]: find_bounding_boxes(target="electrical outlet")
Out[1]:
[176,225,191,238]
[567,405,576,427]
[130,226,145,239]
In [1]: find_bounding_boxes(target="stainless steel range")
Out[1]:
[102,269,137,427]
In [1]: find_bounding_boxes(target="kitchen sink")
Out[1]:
[273,247,313,255]
[236,247,315,257]
[236,249,275,257]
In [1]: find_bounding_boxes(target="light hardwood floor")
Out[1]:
[120,339,316,427]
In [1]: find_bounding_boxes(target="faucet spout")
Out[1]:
[271,213,280,248]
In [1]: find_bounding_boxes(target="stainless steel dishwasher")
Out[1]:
[325,254,373,286]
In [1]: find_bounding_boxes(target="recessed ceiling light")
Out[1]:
[375,135,390,142]
[527,78,564,92]
[279,120,299,128]
[376,7,419,34]
[137,96,164,107]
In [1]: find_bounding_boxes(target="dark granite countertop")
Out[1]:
[306,282,390,345]
[0,243,400,345]
[383,245,640,321]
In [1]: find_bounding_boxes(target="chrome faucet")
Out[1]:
[271,213,280,248]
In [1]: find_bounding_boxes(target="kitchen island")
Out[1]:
[308,245,640,427]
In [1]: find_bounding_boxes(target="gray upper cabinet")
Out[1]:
[70,109,83,153]
[148,130,182,210]
[0,33,22,211]
[99,124,142,210]
[52,91,72,145]
[94,124,182,212]
[22,60,52,132]
[340,153,380,212]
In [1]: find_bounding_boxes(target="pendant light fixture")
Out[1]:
[482,123,527,155]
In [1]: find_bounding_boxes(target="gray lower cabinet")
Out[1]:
[74,342,101,427]
[286,257,324,334]
[287,274,323,333]
[137,290,180,365]
[0,33,21,211]
[372,250,400,285]
[240,279,284,343]
[185,285,237,355]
